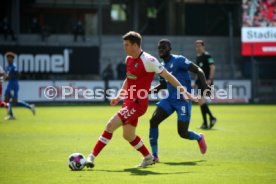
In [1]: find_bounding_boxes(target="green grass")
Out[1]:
[0,105,276,184]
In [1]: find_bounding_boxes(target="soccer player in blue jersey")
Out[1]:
[4,52,35,120]
[149,39,210,162]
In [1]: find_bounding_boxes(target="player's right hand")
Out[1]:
[110,97,120,106]
[183,91,198,103]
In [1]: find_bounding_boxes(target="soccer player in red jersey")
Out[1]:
[86,31,197,168]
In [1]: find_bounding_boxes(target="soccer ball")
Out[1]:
[68,153,86,171]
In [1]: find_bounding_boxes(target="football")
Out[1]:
[68,153,86,171]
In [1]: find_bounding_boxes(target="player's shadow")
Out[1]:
[93,168,189,176]
[123,168,189,176]
[162,160,206,166]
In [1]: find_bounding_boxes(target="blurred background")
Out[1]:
[0,0,275,104]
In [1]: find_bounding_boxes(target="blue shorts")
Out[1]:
[157,98,192,122]
[5,83,19,99]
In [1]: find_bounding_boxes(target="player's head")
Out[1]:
[195,40,205,55]
[5,51,15,64]
[158,39,171,59]
[122,31,142,56]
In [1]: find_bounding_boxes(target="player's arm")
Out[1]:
[149,77,167,94]
[188,63,210,92]
[159,69,198,102]
[208,64,215,84]
[207,56,215,85]
[110,79,128,106]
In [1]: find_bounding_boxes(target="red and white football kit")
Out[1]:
[117,51,164,127]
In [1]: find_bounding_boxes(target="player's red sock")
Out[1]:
[92,130,113,157]
[129,135,150,157]
[0,101,9,108]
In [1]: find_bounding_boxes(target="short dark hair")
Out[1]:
[122,31,142,47]
[159,39,171,49]
[195,40,205,46]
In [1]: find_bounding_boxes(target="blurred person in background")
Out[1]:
[73,20,85,42]
[0,17,16,41]
[116,61,126,80]
[4,51,35,120]
[102,63,115,81]
[194,40,217,130]
[30,17,41,34]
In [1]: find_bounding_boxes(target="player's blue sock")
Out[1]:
[8,103,13,117]
[17,100,31,109]
[149,128,159,157]
[188,130,201,141]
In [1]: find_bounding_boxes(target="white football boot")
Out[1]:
[137,155,155,168]
[86,153,95,168]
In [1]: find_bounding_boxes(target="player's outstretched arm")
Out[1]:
[159,69,198,102]
[189,63,210,92]
[110,79,128,106]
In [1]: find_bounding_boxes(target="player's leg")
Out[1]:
[176,102,207,154]
[149,103,171,162]
[202,101,217,129]
[86,113,122,168]
[13,87,36,115]
[123,123,154,167]
[199,97,209,129]
[4,87,15,119]
[176,101,201,140]
[199,98,217,129]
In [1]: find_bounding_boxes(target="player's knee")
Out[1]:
[122,132,134,142]
[150,117,159,128]
[178,129,189,139]
[105,122,114,133]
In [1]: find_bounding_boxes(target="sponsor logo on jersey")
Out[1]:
[127,73,137,80]
[170,64,173,68]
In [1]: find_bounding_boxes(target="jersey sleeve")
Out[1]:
[207,55,215,65]
[143,55,164,74]
[178,56,192,70]
[124,56,129,64]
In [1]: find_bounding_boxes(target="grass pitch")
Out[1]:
[0,105,276,184]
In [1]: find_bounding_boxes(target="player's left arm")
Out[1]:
[208,64,215,84]
[207,56,215,85]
